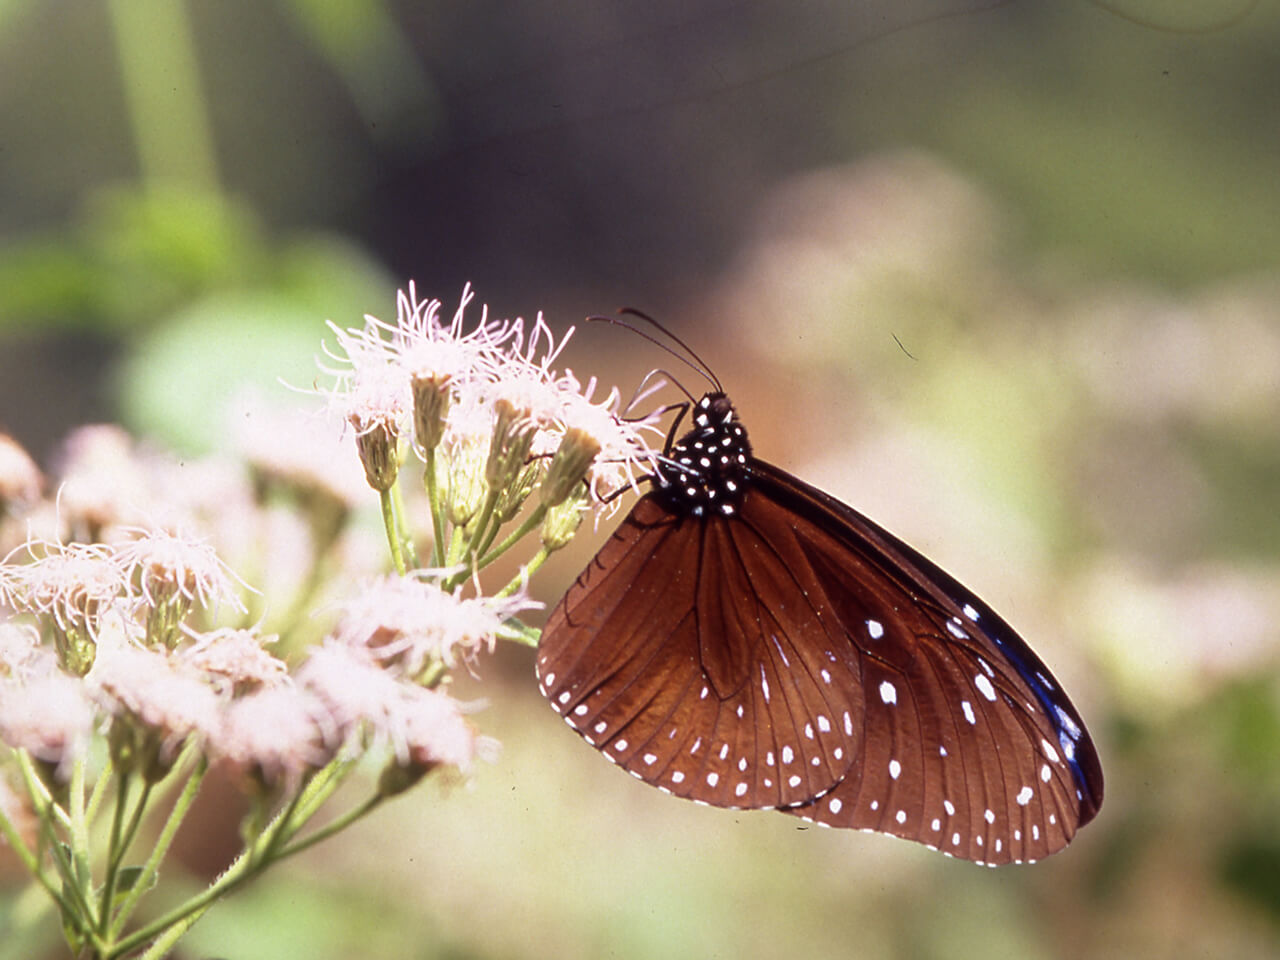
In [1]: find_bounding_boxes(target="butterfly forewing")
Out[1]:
[537,390,1102,864]
[538,495,863,809]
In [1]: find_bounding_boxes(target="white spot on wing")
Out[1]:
[770,635,791,667]
[975,674,997,702]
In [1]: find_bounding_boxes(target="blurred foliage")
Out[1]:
[1,1,1279,958]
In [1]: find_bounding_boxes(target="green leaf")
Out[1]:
[112,865,157,903]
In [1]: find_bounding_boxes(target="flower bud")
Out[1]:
[444,440,487,528]
[411,373,452,455]
[541,491,586,551]
[541,427,601,507]
[484,398,536,492]
[496,463,539,523]
[354,422,400,492]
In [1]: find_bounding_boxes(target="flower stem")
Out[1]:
[113,755,354,958]
[108,756,207,940]
[98,777,133,933]
[380,488,407,575]
[15,750,72,833]
[497,547,550,599]
[390,480,419,568]
[424,447,448,567]
[278,792,384,860]
[68,754,94,896]
[463,488,502,567]
[477,503,547,569]
[84,758,116,831]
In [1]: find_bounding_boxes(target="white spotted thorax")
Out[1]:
[654,393,752,517]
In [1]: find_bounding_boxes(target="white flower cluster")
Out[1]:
[321,282,662,509]
[0,536,513,787]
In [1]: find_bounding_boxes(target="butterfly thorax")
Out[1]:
[653,392,753,517]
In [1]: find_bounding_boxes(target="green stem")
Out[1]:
[113,754,355,958]
[464,488,501,563]
[442,490,501,591]
[0,793,95,950]
[278,792,384,860]
[99,777,154,938]
[497,548,550,599]
[15,751,72,833]
[67,755,94,897]
[113,807,284,956]
[289,755,359,827]
[380,488,407,575]
[41,816,99,945]
[477,503,547,569]
[108,757,207,940]
[116,780,154,870]
[444,525,466,567]
[498,617,541,648]
[0,789,63,903]
[84,758,116,831]
[256,790,307,865]
[98,778,133,934]
[424,448,448,567]
[390,480,419,569]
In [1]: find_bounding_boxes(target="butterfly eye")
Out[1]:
[538,389,1102,866]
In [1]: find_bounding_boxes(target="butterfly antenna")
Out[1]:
[587,313,721,393]
[617,307,723,393]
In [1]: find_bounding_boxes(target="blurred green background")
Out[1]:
[2,0,1279,958]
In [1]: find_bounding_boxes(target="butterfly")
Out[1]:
[536,342,1103,866]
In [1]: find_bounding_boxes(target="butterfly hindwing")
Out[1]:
[747,461,1102,862]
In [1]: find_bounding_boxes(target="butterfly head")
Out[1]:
[654,392,753,518]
